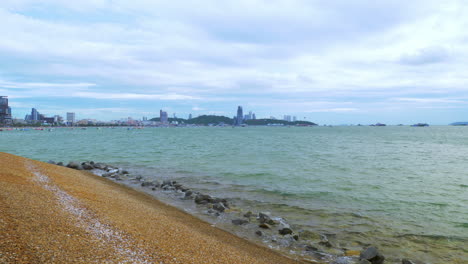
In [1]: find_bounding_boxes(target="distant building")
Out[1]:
[31,108,39,121]
[252,113,256,120]
[284,115,292,122]
[0,96,12,125]
[293,116,297,122]
[67,112,76,125]
[142,116,148,121]
[236,106,243,126]
[160,110,168,123]
[188,114,192,120]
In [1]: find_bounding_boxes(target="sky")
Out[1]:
[1,0,468,124]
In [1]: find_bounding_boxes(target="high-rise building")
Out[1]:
[31,108,39,121]
[236,106,243,126]
[0,96,12,125]
[252,113,256,120]
[284,115,292,122]
[160,110,168,123]
[188,114,192,120]
[293,116,297,122]
[67,112,76,125]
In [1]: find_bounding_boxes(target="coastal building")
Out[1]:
[31,108,39,121]
[252,113,256,120]
[236,106,243,126]
[67,112,76,126]
[293,116,297,122]
[283,115,292,122]
[160,110,168,123]
[188,114,192,120]
[0,96,12,125]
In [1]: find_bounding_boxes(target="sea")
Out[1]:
[1,126,467,263]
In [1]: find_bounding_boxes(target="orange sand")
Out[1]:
[0,152,306,263]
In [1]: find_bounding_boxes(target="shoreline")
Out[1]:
[0,152,305,263]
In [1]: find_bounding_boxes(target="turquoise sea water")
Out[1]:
[1,126,467,263]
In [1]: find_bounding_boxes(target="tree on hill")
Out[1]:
[186,115,233,125]
[244,119,317,126]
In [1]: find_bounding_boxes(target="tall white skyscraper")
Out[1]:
[66,112,75,125]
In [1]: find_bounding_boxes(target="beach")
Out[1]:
[0,152,302,263]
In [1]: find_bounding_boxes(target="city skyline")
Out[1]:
[1,1,468,125]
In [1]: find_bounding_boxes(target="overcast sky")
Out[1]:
[1,0,468,124]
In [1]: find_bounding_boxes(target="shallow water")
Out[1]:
[1,126,467,263]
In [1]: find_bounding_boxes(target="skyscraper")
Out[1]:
[160,110,168,123]
[31,108,39,121]
[188,114,192,120]
[236,106,243,126]
[67,112,76,125]
[0,96,12,125]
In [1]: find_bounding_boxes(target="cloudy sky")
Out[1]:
[1,0,468,124]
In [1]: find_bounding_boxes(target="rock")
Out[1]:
[194,194,213,204]
[102,173,113,177]
[243,211,254,218]
[293,234,299,241]
[255,230,263,236]
[360,246,385,264]
[299,230,321,240]
[57,162,64,166]
[359,260,372,264]
[47,160,56,165]
[141,181,155,187]
[185,190,193,197]
[213,202,226,212]
[319,234,333,248]
[345,250,360,256]
[232,219,249,225]
[93,163,105,170]
[332,257,351,264]
[279,228,293,235]
[259,223,271,229]
[66,161,80,169]
[163,180,172,186]
[89,161,95,165]
[82,163,94,170]
[305,245,318,251]
[402,259,415,264]
[151,187,156,191]
[135,175,143,181]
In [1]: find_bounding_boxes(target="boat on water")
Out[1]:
[411,123,429,127]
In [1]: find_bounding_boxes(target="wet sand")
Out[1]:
[0,152,304,263]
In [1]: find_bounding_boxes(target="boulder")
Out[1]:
[255,230,263,236]
[359,260,372,264]
[141,181,155,187]
[57,162,64,166]
[93,163,106,170]
[332,257,351,264]
[67,161,80,169]
[232,219,249,225]
[305,245,318,251]
[82,163,94,170]
[402,259,415,264]
[185,190,193,197]
[279,228,293,235]
[243,211,254,218]
[293,234,299,241]
[360,246,385,264]
[194,194,213,204]
[259,223,271,229]
[213,202,226,212]
[47,160,56,165]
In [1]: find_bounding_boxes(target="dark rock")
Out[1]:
[232,219,249,225]
[243,211,254,218]
[258,212,271,223]
[402,259,415,264]
[82,163,94,170]
[360,246,385,264]
[255,230,263,236]
[93,163,105,170]
[259,223,271,229]
[174,183,183,189]
[47,160,56,165]
[102,173,113,177]
[359,260,372,264]
[67,161,80,169]
[121,170,129,174]
[76,165,84,170]
[293,234,299,241]
[185,190,193,197]
[305,245,318,251]
[319,240,333,248]
[162,180,172,186]
[141,181,154,187]
[194,194,213,204]
[213,202,226,212]
[151,187,156,191]
[57,162,64,166]
[279,228,293,235]
[135,175,143,181]
[89,161,95,165]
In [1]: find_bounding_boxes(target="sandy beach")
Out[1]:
[0,152,303,263]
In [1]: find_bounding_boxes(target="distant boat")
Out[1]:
[411,123,429,127]
[370,123,386,126]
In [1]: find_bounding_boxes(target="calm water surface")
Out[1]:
[1,126,467,263]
